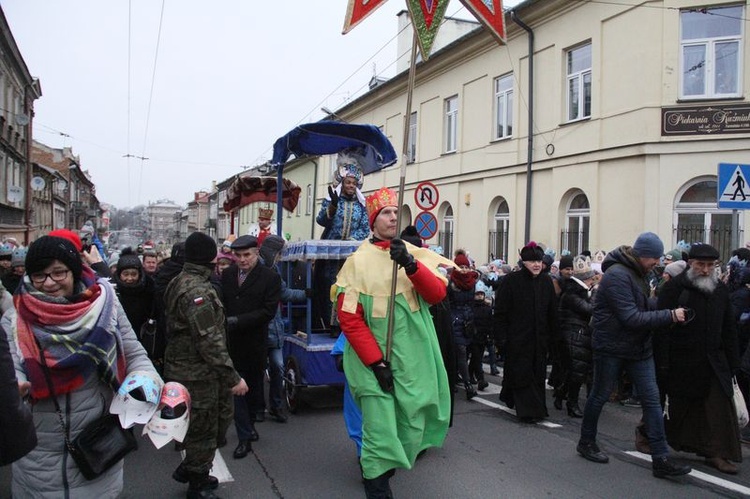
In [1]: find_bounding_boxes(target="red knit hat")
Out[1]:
[454,253,471,267]
[48,229,83,252]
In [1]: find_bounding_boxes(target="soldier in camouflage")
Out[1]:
[164,232,248,499]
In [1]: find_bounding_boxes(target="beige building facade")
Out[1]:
[303,0,750,263]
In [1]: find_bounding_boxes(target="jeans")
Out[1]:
[580,354,669,457]
[267,347,284,410]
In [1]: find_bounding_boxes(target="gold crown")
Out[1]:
[573,256,592,275]
[258,207,274,219]
[593,250,606,264]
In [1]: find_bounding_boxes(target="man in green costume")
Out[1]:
[335,187,454,498]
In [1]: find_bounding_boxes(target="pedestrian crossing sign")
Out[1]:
[718,163,750,209]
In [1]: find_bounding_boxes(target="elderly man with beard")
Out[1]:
[656,243,742,474]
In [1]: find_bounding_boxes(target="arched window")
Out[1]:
[674,178,739,262]
[562,192,590,256]
[400,204,412,232]
[439,204,454,258]
[490,198,509,261]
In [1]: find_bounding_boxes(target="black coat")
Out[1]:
[494,267,557,388]
[656,271,739,399]
[220,263,281,371]
[592,246,673,359]
[0,325,36,466]
[559,279,594,383]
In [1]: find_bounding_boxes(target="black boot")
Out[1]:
[173,463,218,489]
[553,391,564,410]
[363,470,394,499]
[465,384,477,400]
[652,456,691,478]
[187,471,220,499]
[566,401,583,418]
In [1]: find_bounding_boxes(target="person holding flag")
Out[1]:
[335,187,454,498]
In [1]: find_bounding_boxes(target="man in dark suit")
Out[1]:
[222,235,281,459]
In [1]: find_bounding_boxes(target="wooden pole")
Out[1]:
[385,26,419,362]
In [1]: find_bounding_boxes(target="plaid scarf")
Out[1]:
[14,267,127,401]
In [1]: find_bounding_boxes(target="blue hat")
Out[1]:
[632,232,664,259]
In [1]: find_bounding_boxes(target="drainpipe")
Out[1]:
[511,10,534,243]
[310,159,318,239]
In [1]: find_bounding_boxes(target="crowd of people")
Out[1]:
[3,175,750,497]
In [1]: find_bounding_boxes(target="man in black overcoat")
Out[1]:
[221,235,281,459]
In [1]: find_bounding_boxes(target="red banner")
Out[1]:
[459,0,506,44]
[407,0,450,61]
[342,0,390,34]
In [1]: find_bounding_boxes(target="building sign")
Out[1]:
[662,103,750,136]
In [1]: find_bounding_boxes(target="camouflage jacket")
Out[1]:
[163,262,240,387]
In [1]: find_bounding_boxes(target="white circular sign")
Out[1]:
[31,176,46,191]
[7,185,22,202]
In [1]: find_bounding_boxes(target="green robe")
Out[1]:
[335,241,451,479]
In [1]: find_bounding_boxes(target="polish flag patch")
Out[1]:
[193,297,205,305]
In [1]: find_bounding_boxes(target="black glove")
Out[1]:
[327,186,339,215]
[390,238,417,274]
[304,288,314,298]
[371,361,394,393]
[226,316,239,332]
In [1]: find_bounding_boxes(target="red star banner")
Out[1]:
[459,0,506,44]
[407,0,450,61]
[342,0,390,34]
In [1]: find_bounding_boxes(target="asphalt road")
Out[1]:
[3,371,750,498]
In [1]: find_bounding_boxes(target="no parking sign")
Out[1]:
[414,211,438,240]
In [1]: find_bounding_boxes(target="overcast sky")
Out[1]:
[3,0,520,210]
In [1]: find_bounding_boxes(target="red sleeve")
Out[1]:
[408,261,447,305]
[336,293,383,366]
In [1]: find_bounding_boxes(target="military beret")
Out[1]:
[231,235,258,250]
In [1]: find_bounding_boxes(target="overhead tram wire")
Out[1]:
[248,4,472,168]
[127,0,133,206]
[138,0,167,204]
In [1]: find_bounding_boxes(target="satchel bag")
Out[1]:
[733,377,749,429]
[37,344,137,480]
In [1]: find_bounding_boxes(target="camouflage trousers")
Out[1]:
[178,378,233,474]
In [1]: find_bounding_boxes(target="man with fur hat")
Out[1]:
[164,232,248,498]
[335,187,455,498]
[494,241,558,423]
[577,232,691,479]
[656,243,741,474]
[247,207,277,246]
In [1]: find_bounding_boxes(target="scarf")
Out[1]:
[14,267,127,401]
[450,268,479,291]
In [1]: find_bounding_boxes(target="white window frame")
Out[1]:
[493,74,513,140]
[566,43,592,122]
[306,184,313,215]
[564,192,590,255]
[679,5,743,99]
[444,96,458,153]
[407,112,417,163]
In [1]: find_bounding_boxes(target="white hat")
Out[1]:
[142,382,191,449]
[110,370,163,429]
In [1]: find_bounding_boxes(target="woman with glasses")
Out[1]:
[1,235,159,498]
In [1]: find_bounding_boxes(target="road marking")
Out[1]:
[181,449,234,483]
[472,393,563,428]
[625,451,750,496]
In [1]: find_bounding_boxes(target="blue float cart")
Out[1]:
[279,239,362,412]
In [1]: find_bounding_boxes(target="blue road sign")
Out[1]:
[718,163,750,209]
[414,211,438,240]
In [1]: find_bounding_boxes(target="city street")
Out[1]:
[4,370,750,498]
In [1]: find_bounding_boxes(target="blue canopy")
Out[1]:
[271,121,397,175]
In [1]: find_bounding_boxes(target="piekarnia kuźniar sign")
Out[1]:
[662,103,750,135]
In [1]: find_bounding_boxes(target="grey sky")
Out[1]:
[3,0,519,209]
